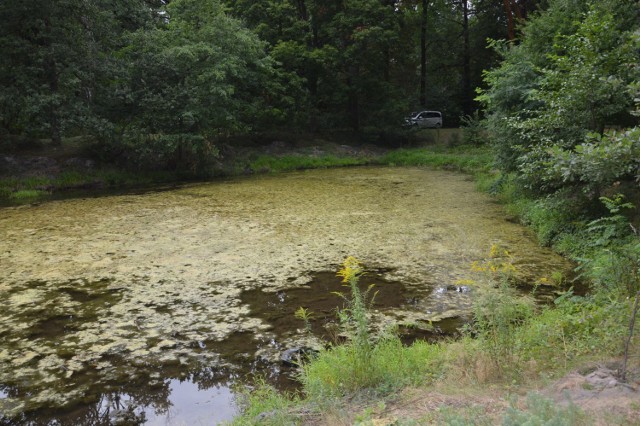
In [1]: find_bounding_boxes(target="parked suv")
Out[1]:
[405,111,443,128]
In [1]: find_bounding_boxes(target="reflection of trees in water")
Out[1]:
[2,366,238,425]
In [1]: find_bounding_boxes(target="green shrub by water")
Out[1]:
[232,380,298,426]
[516,292,629,370]
[301,337,446,399]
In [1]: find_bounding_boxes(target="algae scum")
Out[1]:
[0,167,574,424]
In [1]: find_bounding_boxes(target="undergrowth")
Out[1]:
[232,247,636,425]
[232,174,639,425]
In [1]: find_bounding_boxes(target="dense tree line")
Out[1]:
[479,0,639,197]
[0,0,526,169]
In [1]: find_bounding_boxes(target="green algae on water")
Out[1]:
[0,167,575,417]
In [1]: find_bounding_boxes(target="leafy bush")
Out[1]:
[460,111,488,146]
[544,128,640,194]
[471,283,534,374]
[479,0,639,193]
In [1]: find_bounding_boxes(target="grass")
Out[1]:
[249,154,368,173]
[375,145,493,173]
[0,168,186,204]
[9,189,49,199]
[232,380,299,426]
[1,140,492,204]
[300,337,446,399]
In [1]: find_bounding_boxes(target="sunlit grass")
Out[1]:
[375,145,493,172]
[249,154,367,173]
[9,189,49,199]
[301,337,446,399]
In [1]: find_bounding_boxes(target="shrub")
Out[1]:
[460,111,488,146]
[471,283,534,377]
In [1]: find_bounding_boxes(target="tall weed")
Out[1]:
[300,257,446,398]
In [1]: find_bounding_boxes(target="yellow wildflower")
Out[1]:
[337,256,363,283]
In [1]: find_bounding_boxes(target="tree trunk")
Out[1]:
[462,0,472,116]
[503,0,515,41]
[420,0,428,107]
[347,68,360,131]
[44,17,62,146]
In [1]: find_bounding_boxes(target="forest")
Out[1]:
[0,0,535,169]
[1,0,640,424]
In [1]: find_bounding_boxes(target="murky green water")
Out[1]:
[0,167,574,424]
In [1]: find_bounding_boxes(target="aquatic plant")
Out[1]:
[294,306,314,334]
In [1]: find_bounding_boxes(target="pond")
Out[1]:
[0,167,574,424]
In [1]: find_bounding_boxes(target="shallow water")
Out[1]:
[0,167,574,424]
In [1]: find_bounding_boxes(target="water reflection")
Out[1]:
[0,369,238,425]
[143,381,236,426]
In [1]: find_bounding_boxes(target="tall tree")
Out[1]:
[0,0,158,145]
[479,0,639,187]
[115,0,285,169]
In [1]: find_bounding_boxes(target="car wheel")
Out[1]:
[435,122,442,128]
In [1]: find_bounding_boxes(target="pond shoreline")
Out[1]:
[1,130,474,205]
[0,164,572,424]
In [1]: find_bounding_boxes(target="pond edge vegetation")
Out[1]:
[229,149,640,425]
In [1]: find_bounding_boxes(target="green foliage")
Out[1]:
[502,393,589,426]
[460,111,488,146]
[106,0,283,170]
[232,380,298,426]
[543,128,640,194]
[301,337,445,400]
[516,292,629,368]
[0,0,157,144]
[527,7,638,138]
[520,194,583,247]
[377,145,493,173]
[470,279,534,376]
[479,0,640,188]
[249,155,366,173]
[8,189,48,200]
